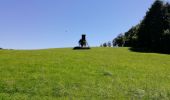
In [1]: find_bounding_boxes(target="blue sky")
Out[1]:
[0,0,164,49]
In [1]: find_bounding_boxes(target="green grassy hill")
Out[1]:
[0,47,170,100]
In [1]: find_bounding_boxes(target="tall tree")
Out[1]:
[112,0,170,53]
[161,3,170,52]
[137,0,164,49]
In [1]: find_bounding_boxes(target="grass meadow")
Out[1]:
[0,47,170,100]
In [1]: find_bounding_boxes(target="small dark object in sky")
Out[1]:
[73,34,90,50]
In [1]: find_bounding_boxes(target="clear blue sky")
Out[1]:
[0,0,165,49]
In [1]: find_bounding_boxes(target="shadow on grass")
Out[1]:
[73,46,91,50]
[129,47,170,55]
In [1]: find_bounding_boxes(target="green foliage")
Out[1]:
[101,42,112,47]
[113,0,170,53]
[124,25,139,47]
[113,34,124,47]
[107,41,112,47]
[102,42,107,47]
[113,25,139,47]
[137,0,164,49]
[0,48,170,99]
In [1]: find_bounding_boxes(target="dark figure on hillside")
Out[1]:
[79,34,87,47]
[73,34,90,50]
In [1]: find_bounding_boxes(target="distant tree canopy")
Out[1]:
[113,34,124,47]
[101,41,112,47]
[113,0,170,53]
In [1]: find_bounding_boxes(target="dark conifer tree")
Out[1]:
[161,3,170,52]
[137,0,164,49]
[112,0,170,53]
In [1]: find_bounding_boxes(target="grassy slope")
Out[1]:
[0,47,170,100]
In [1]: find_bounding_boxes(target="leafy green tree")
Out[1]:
[103,43,107,47]
[124,25,139,47]
[113,34,124,47]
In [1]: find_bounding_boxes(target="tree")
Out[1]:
[113,34,124,47]
[137,0,164,49]
[112,0,170,53]
[107,41,112,47]
[124,25,139,47]
[103,43,107,47]
[161,3,170,52]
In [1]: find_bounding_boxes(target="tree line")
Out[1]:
[113,0,170,53]
[100,41,112,47]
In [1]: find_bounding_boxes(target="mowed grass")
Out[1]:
[0,47,170,100]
